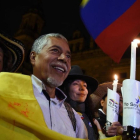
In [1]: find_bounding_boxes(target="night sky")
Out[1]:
[0,0,89,40]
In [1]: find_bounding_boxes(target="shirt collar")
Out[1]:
[98,108,106,115]
[55,87,67,106]
[31,75,43,93]
[31,75,67,106]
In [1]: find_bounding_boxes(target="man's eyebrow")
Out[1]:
[52,45,71,55]
[67,51,71,55]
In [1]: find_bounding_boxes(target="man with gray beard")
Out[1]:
[0,33,88,140]
[30,33,87,138]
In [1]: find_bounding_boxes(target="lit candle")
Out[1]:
[130,39,139,80]
[113,74,118,92]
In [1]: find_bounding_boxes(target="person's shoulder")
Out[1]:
[0,72,30,77]
[0,72,31,84]
[64,102,77,114]
[71,107,80,115]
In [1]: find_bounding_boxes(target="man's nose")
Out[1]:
[58,53,67,62]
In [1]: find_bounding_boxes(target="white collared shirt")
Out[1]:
[98,108,106,115]
[31,75,88,138]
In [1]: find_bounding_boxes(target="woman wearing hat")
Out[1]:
[90,82,123,137]
[0,31,25,72]
[60,65,100,140]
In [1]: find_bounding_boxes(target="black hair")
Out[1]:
[102,94,107,101]
[99,93,107,109]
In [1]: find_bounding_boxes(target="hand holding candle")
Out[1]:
[113,74,118,92]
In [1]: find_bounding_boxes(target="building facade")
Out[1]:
[69,30,140,84]
[14,8,140,84]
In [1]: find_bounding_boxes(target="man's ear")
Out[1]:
[100,99,105,107]
[30,51,36,66]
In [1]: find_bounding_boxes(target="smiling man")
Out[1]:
[30,34,71,98]
[0,33,89,140]
[30,34,88,138]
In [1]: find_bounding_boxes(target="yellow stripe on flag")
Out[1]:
[81,0,89,7]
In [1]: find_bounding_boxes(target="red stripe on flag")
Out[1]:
[96,0,140,63]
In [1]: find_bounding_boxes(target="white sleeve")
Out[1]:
[72,109,88,139]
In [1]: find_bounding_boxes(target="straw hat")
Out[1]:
[90,82,122,110]
[0,31,25,72]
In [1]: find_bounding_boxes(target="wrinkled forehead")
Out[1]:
[48,36,68,44]
[48,37,70,52]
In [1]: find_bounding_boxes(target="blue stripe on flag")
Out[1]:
[80,0,136,39]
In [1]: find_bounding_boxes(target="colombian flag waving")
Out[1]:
[81,0,140,63]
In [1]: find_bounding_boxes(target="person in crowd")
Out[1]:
[59,65,99,140]
[0,33,89,140]
[0,31,25,72]
[90,82,123,137]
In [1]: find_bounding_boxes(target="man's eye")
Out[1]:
[73,83,78,85]
[66,54,71,58]
[52,49,59,52]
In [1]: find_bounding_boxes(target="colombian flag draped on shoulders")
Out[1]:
[80,0,140,63]
[0,72,122,140]
[0,72,84,140]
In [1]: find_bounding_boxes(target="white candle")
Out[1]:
[130,39,139,80]
[113,74,118,92]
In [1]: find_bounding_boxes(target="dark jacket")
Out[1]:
[67,99,98,140]
[96,109,123,136]
[96,109,106,134]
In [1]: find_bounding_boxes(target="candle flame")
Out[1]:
[133,39,140,44]
[114,74,118,80]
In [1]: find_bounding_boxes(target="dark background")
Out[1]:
[1,0,140,58]
[0,0,90,40]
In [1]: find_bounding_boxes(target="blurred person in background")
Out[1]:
[90,82,123,137]
[0,31,25,72]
